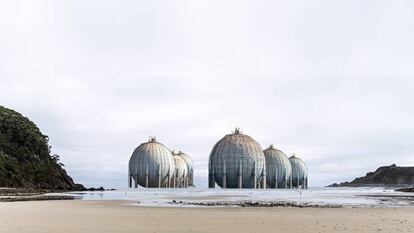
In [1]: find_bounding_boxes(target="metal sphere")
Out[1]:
[129,137,175,187]
[289,154,308,188]
[177,151,193,172]
[177,151,194,186]
[263,145,292,188]
[173,154,188,182]
[209,129,265,188]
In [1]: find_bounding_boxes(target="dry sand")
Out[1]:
[0,200,413,233]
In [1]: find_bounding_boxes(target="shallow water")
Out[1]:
[56,187,414,207]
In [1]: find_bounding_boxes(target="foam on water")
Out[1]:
[60,187,414,208]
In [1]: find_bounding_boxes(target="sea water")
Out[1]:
[53,187,414,207]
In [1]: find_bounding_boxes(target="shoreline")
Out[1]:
[2,187,414,207]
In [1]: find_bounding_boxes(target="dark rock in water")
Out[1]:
[0,106,82,191]
[0,195,77,202]
[171,200,343,208]
[395,187,414,192]
[73,185,108,191]
[329,164,414,187]
[85,187,105,191]
[74,183,86,190]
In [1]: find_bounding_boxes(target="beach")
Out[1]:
[0,200,413,233]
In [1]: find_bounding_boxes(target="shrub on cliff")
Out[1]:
[0,106,77,190]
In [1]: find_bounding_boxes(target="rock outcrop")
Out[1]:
[0,106,81,190]
[329,164,414,187]
[395,187,414,192]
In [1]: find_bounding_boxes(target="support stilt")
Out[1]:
[296,171,299,189]
[238,160,243,189]
[158,164,161,188]
[190,170,193,186]
[134,175,138,188]
[253,161,256,189]
[262,167,266,189]
[145,163,149,188]
[275,171,278,189]
[167,172,171,188]
[223,160,226,189]
[177,175,180,188]
[208,166,215,188]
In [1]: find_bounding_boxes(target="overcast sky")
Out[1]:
[1,0,414,188]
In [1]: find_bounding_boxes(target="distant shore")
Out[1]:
[0,200,413,233]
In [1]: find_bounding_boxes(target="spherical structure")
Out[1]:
[289,154,308,188]
[177,151,194,186]
[177,151,193,173]
[129,137,175,188]
[172,153,188,187]
[209,129,265,188]
[264,145,292,188]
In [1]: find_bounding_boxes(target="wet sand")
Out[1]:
[0,200,413,233]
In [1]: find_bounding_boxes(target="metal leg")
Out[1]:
[158,164,161,188]
[209,172,215,188]
[190,170,193,187]
[296,171,299,189]
[275,171,278,189]
[145,163,149,188]
[238,160,243,189]
[253,161,256,189]
[223,160,226,189]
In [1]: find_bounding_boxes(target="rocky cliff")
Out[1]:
[329,164,414,187]
[0,106,81,190]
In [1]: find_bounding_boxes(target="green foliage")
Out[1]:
[0,106,76,190]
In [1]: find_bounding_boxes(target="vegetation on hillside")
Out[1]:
[329,164,414,187]
[0,106,77,190]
